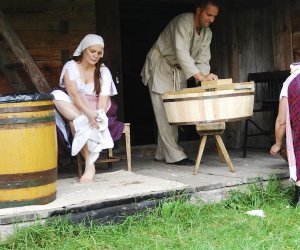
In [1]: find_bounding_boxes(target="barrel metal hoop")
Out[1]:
[0,192,56,209]
[0,167,57,189]
[163,92,254,103]
[0,120,55,130]
[0,104,55,113]
[0,115,55,125]
[168,116,253,125]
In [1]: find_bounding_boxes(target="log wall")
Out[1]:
[214,0,296,148]
[291,0,300,61]
[0,0,96,94]
[0,0,298,147]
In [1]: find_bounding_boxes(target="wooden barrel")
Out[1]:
[0,94,57,208]
[162,82,255,125]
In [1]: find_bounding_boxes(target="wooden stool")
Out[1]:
[194,122,235,175]
[77,123,131,177]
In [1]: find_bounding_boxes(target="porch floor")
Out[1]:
[0,141,289,240]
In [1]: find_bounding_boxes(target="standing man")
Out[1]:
[141,0,220,166]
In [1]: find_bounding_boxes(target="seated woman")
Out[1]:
[52,34,124,182]
[270,62,300,206]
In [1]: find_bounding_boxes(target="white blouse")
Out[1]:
[279,72,298,99]
[52,60,117,102]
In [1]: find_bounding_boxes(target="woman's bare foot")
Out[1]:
[80,164,96,183]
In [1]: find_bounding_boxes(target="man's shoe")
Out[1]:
[172,158,195,166]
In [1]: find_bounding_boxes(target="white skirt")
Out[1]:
[51,90,73,103]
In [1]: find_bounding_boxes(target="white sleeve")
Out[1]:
[279,73,300,99]
[279,83,288,100]
[100,66,118,96]
[173,16,200,79]
[173,15,211,79]
[59,60,79,87]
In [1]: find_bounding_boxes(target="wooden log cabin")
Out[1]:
[0,0,299,149]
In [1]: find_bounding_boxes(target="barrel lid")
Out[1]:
[0,93,53,103]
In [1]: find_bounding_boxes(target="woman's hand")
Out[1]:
[85,110,99,128]
[270,143,281,156]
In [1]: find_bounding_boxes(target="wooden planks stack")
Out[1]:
[162,79,255,125]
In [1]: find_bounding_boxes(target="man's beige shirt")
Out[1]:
[141,13,212,94]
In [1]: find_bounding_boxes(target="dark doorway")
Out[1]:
[119,1,196,146]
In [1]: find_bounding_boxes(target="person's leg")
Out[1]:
[54,100,82,120]
[55,100,96,182]
[69,121,95,182]
[148,87,187,163]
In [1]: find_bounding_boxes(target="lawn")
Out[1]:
[1,178,300,250]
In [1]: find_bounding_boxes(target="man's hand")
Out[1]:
[202,73,218,81]
[194,72,218,82]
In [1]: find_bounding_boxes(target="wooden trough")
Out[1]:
[162,79,255,125]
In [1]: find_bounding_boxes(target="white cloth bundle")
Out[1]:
[71,109,114,166]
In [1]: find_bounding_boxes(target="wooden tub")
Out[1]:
[162,82,255,125]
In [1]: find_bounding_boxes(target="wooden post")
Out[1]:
[0,10,51,93]
[95,0,124,121]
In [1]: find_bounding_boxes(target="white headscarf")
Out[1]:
[73,34,105,57]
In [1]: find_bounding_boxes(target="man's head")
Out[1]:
[194,0,220,29]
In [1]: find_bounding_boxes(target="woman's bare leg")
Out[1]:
[79,138,96,182]
[54,100,82,120]
[55,101,96,182]
[69,121,96,182]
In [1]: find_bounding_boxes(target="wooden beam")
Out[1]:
[95,0,124,121]
[0,43,29,93]
[0,10,51,93]
[230,12,239,82]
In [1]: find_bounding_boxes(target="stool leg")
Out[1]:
[108,148,113,158]
[194,135,207,175]
[107,149,112,170]
[243,119,249,157]
[215,135,235,172]
[215,137,226,163]
[124,124,131,171]
[77,154,83,178]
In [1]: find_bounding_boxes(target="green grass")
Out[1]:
[2,177,300,250]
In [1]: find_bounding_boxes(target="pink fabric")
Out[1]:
[83,94,98,110]
[285,102,297,181]
[79,92,111,112]
[79,93,124,142]
[287,75,300,181]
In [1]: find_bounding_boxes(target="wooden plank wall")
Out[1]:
[0,0,297,147]
[272,0,293,70]
[214,0,294,148]
[0,0,96,94]
[291,0,300,61]
[216,0,294,81]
